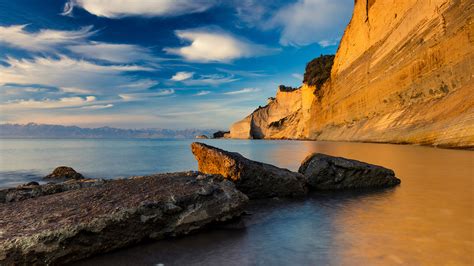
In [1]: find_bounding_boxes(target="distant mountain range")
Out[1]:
[0,123,219,139]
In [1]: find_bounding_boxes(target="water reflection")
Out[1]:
[1,139,473,265]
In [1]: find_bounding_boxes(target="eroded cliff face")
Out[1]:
[229,85,315,139]
[230,0,474,148]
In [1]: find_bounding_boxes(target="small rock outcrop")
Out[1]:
[191,142,307,198]
[212,131,230,139]
[44,166,84,180]
[0,172,248,264]
[298,153,401,190]
[195,135,209,139]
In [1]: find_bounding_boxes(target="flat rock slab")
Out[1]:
[299,153,401,189]
[0,172,248,264]
[0,179,106,203]
[191,142,307,199]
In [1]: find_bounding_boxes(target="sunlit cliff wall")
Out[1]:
[230,0,474,148]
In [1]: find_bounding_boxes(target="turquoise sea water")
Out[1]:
[1,139,473,265]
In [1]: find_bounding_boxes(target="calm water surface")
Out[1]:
[1,139,473,265]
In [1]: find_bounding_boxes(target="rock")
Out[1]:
[23,181,39,187]
[298,153,401,190]
[229,85,307,139]
[195,135,209,139]
[0,172,248,264]
[44,166,84,180]
[191,142,307,199]
[212,131,230,139]
[0,178,106,203]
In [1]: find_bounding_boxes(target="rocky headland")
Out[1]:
[229,0,474,148]
[0,143,401,264]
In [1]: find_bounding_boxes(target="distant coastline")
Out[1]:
[0,123,219,139]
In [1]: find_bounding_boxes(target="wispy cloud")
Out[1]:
[63,0,217,18]
[223,88,259,95]
[216,68,267,77]
[119,89,175,101]
[1,96,97,110]
[0,25,95,52]
[164,27,279,63]
[266,0,352,46]
[171,71,194,81]
[318,38,340,47]
[0,56,156,95]
[195,90,211,96]
[292,73,303,80]
[67,42,155,63]
[81,104,114,109]
[182,74,238,86]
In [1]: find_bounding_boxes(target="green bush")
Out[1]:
[303,54,335,89]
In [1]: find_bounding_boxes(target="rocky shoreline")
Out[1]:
[0,142,400,264]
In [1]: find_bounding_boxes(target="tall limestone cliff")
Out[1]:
[229,0,474,148]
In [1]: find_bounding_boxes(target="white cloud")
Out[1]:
[81,104,114,109]
[67,42,154,63]
[119,89,175,101]
[318,39,340,47]
[216,68,267,77]
[182,74,238,86]
[266,0,352,46]
[223,88,259,95]
[1,96,97,110]
[171,71,194,81]
[195,90,211,96]
[0,56,156,94]
[164,27,279,63]
[0,25,95,52]
[59,87,95,94]
[63,0,217,18]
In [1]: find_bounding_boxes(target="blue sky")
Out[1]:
[0,0,353,129]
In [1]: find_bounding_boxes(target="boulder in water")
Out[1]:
[298,153,401,190]
[44,166,84,180]
[191,142,307,198]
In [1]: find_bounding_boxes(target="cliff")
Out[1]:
[229,0,474,148]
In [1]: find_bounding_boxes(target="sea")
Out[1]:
[1,138,473,265]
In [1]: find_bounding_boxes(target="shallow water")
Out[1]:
[1,139,473,265]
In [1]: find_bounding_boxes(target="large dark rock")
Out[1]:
[298,153,401,189]
[44,166,84,180]
[0,172,248,264]
[191,142,308,199]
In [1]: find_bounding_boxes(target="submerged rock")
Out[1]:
[298,153,401,190]
[0,172,248,264]
[44,166,84,180]
[191,142,307,199]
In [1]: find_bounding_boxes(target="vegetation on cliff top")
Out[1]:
[303,54,335,89]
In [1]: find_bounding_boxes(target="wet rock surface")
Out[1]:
[298,153,401,189]
[44,166,84,180]
[0,172,248,265]
[191,142,308,199]
[0,179,106,203]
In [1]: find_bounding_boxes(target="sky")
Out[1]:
[0,0,353,129]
